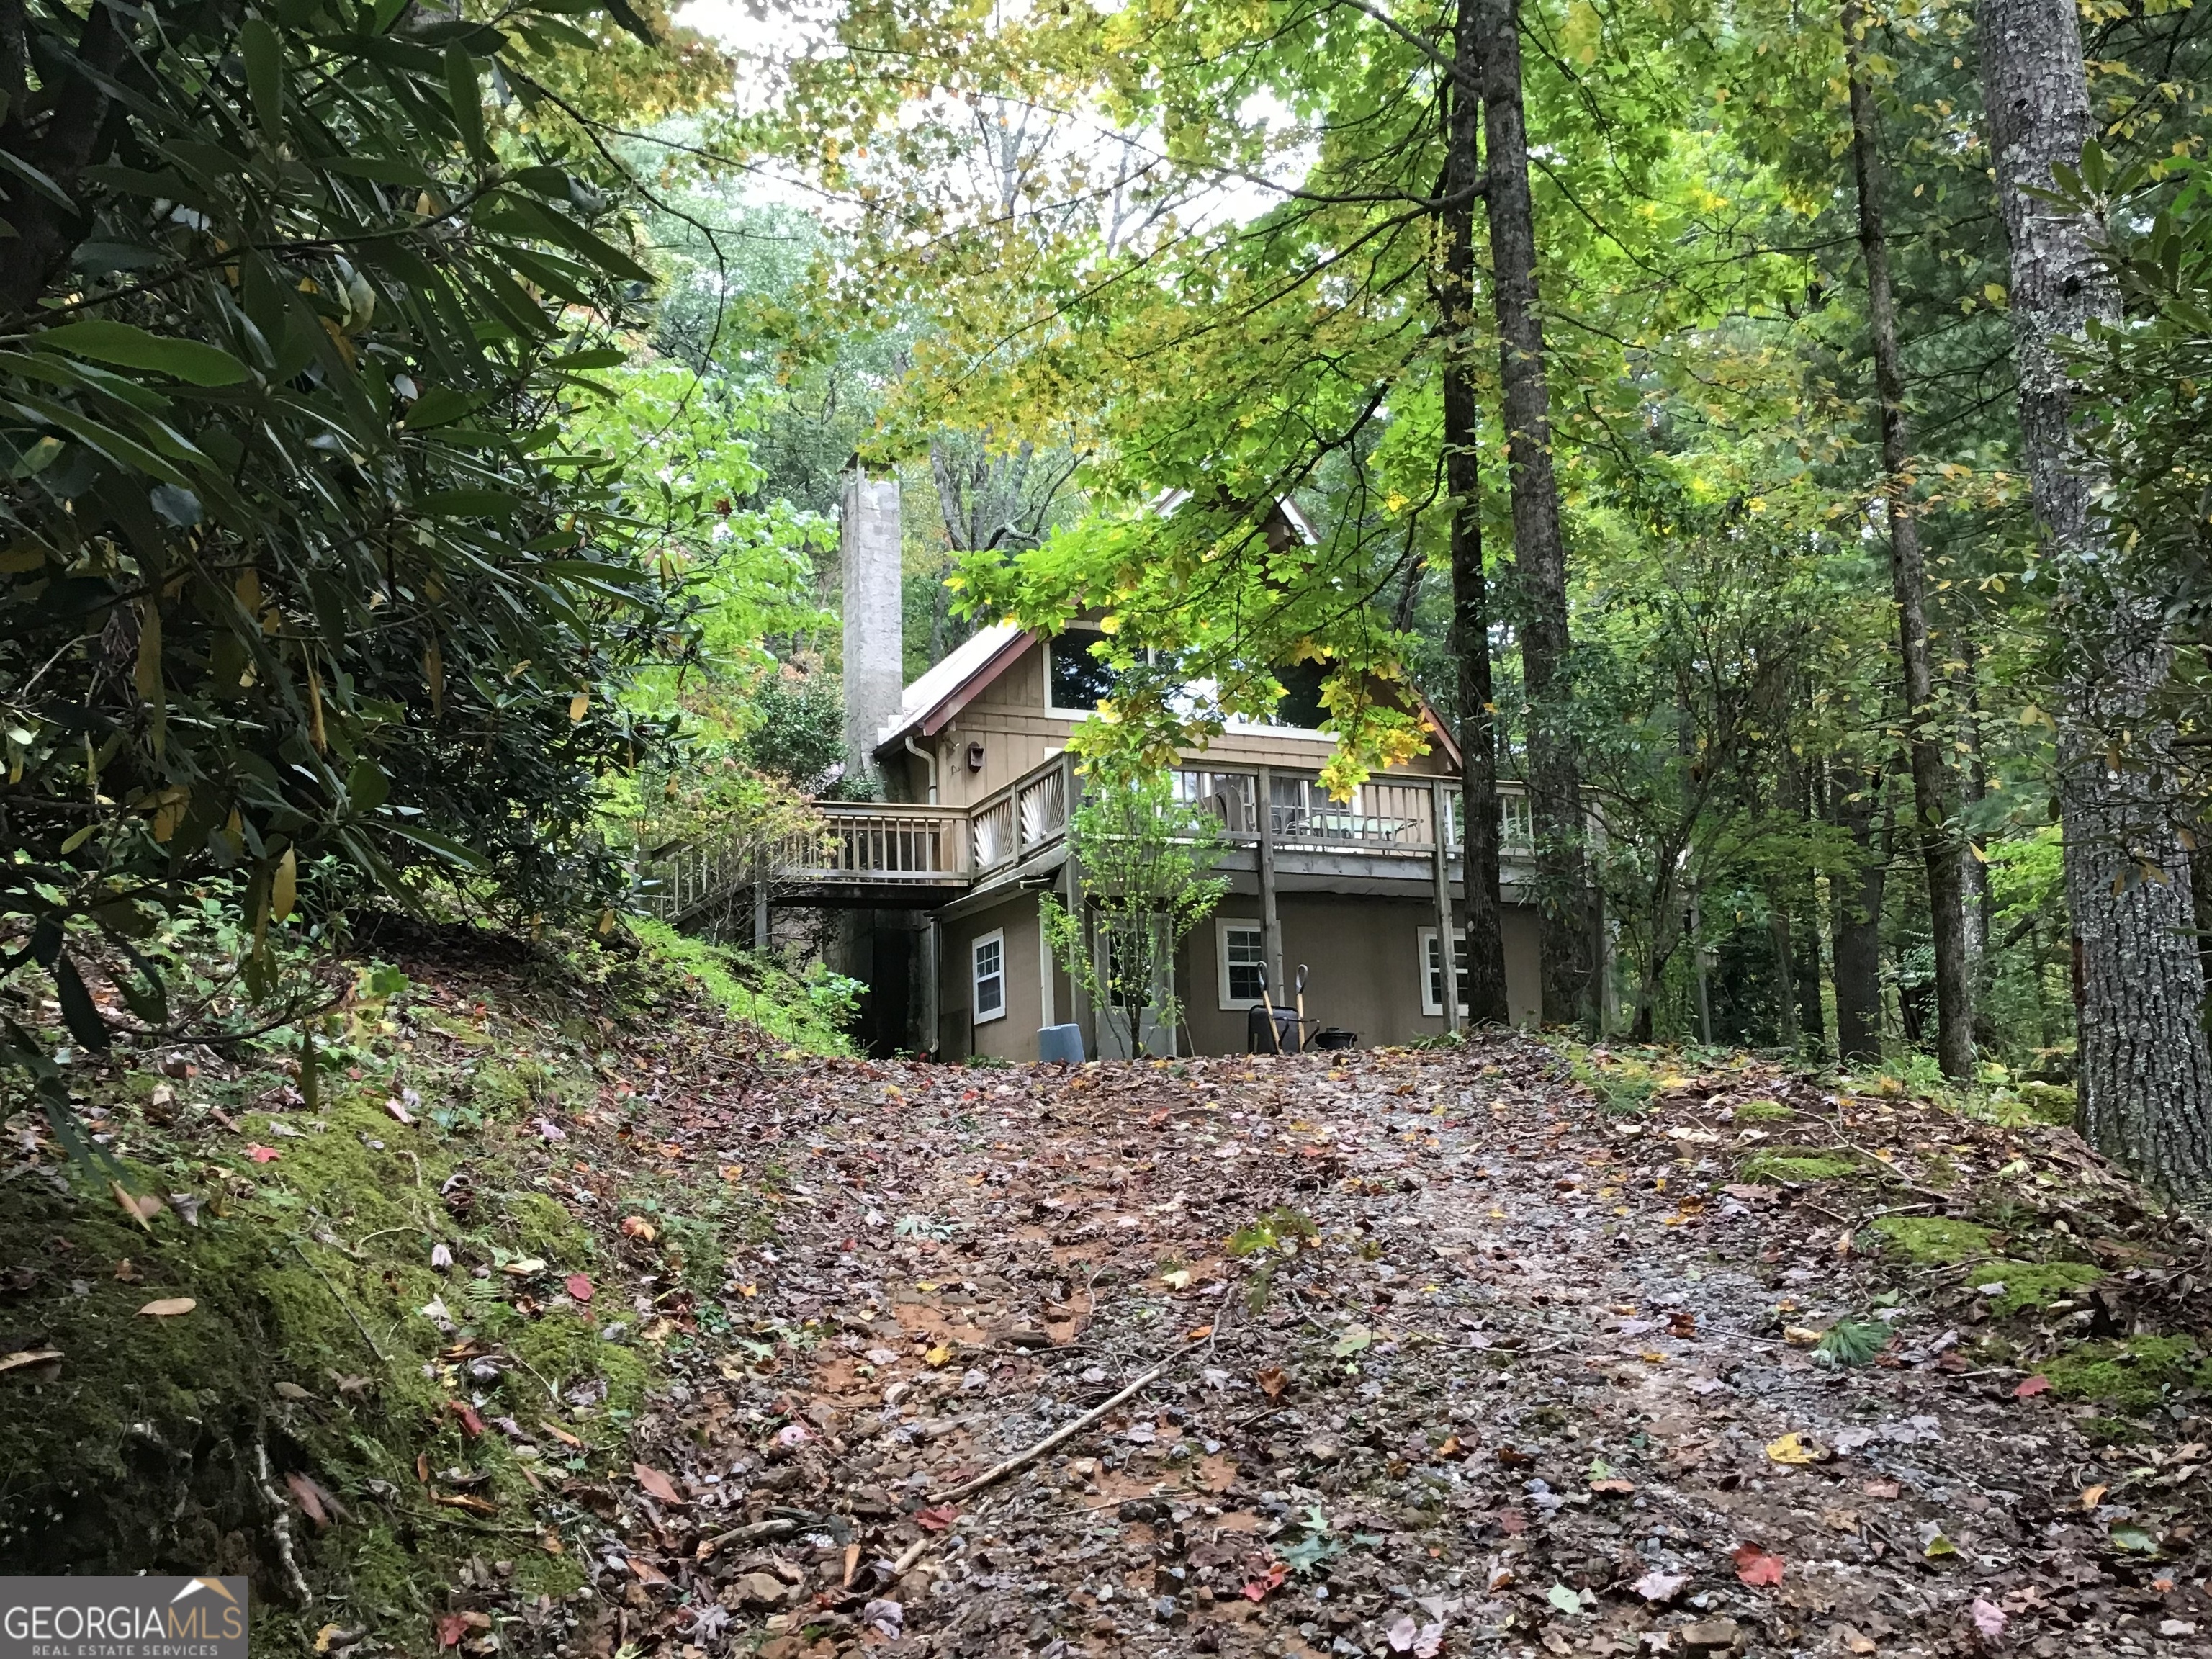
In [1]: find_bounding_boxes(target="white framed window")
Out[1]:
[972,930,1006,1023]
[1417,926,1469,1017]
[1217,920,1267,1009]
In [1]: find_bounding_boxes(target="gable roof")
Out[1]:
[873,621,1032,754]
[874,497,1460,769]
[875,619,1463,773]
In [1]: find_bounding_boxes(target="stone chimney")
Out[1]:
[840,462,903,782]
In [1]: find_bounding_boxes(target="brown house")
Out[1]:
[648,471,1549,1058]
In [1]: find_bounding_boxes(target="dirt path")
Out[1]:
[594,1036,2212,1659]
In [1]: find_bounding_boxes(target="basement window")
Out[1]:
[1218,920,1266,1009]
[1417,926,1469,1018]
[973,930,1006,1023]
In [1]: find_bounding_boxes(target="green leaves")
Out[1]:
[38,320,251,386]
[445,49,489,163]
[1,0,725,1110]
[242,19,284,138]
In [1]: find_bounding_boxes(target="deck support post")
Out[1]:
[1257,765,1283,998]
[752,855,770,951]
[1064,761,1092,1052]
[923,917,941,1056]
[1431,778,1461,1035]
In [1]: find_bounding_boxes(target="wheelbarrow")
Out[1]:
[1244,964,1358,1053]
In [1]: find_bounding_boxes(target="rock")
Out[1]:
[734,1571,789,1609]
[1303,1437,1342,1463]
[1679,1620,1741,1655]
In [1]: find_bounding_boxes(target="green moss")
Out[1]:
[2080,1416,2152,1445]
[1732,1100,1794,1123]
[1977,1259,2103,1316]
[627,917,856,1055]
[2041,1336,2203,1413]
[500,1191,590,1264]
[504,1312,649,1416]
[1870,1216,1995,1264]
[1740,1147,1860,1183]
[2019,1081,2077,1125]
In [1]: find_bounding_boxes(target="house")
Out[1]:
[649,467,1549,1058]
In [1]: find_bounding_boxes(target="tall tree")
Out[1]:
[1843,1,1974,1079]
[1830,763,1890,1064]
[1470,0,1591,1027]
[1438,0,1511,1023]
[1978,0,2212,1195]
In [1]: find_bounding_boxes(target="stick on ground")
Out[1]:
[930,1348,1184,1509]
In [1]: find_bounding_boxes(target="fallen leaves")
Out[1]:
[1385,1614,1446,1656]
[1732,1543,1785,1587]
[137,1297,197,1317]
[2015,1373,2051,1398]
[1765,1431,1822,1466]
[111,1181,163,1228]
[1240,1561,1286,1601]
[286,1471,350,1529]
[913,1503,959,1532]
[433,1612,490,1648]
[1255,1364,1287,1400]
[0,1348,63,1376]
[244,1143,281,1164]
[1631,1570,1686,1604]
[631,1462,685,1506]
[565,1272,594,1303]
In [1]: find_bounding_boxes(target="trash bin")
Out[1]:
[1038,1023,1085,1065]
[1310,1027,1359,1051]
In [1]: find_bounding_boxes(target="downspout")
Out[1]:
[904,734,939,805]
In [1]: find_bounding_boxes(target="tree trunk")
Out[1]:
[1470,0,1589,1028]
[1844,3,1975,1081]
[0,0,143,314]
[1794,885,1827,1055]
[1439,0,1510,1025]
[1768,908,1800,1048]
[1831,763,1888,1064]
[1979,0,2212,1198]
[1959,647,1997,1047]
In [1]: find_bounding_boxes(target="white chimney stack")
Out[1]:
[840,463,903,783]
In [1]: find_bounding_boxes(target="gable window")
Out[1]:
[1218,920,1267,1008]
[1268,660,1329,730]
[1048,631,1119,711]
[1417,926,1468,1017]
[972,930,1006,1023]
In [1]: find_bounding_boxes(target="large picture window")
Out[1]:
[1218,920,1267,1008]
[973,930,1006,1023]
[1417,926,1469,1017]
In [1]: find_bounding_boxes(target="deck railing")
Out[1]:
[794,804,969,882]
[660,753,1541,902]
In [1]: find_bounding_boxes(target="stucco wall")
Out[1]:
[934,889,1542,1060]
[1180,896,1542,1054]
[938,893,1048,1061]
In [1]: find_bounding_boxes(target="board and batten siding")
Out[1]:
[886,637,1457,809]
